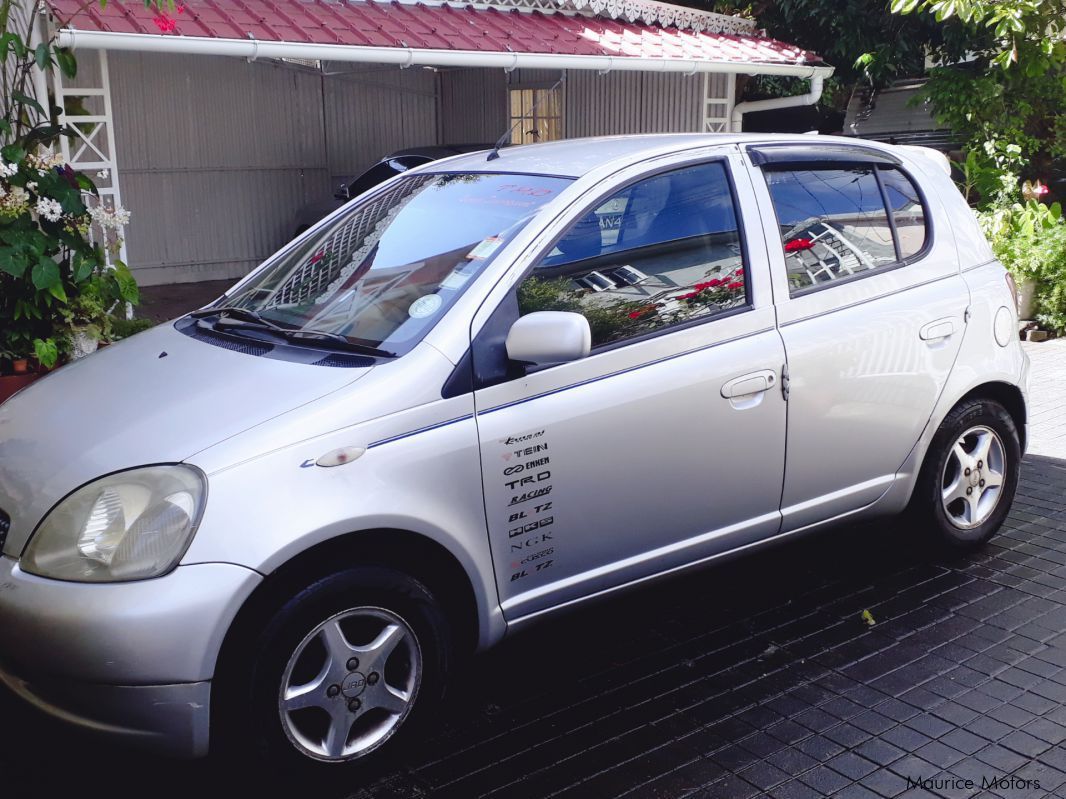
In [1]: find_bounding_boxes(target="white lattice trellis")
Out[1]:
[53,49,127,268]
[702,72,736,133]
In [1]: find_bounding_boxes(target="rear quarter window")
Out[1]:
[763,164,929,295]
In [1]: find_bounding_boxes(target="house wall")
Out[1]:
[108,52,329,286]
[104,54,727,286]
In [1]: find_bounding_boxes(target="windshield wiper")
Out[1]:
[190,307,395,358]
[190,306,288,331]
[287,329,397,358]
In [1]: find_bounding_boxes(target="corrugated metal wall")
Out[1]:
[322,65,439,178]
[564,70,703,137]
[109,52,329,285]
[107,55,723,286]
[440,68,507,143]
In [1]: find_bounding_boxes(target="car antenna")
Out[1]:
[487,74,565,162]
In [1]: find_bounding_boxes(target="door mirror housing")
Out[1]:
[333,183,351,201]
[506,312,591,366]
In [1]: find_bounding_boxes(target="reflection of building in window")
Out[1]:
[509,88,562,145]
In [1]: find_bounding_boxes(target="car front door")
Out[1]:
[745,144,968,530]
[469,155,788,620]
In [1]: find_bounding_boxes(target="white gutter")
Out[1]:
[56,29,835,79]
[730,73,825,132]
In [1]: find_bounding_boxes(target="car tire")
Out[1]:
[217,565,451,779]
[908,397,1021,550]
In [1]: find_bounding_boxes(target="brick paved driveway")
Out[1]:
[4,341,1066,799]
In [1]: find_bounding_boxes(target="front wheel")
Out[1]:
[908,397,1021,549]
[217,566,451,777]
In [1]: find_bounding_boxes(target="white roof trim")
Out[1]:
[409,0,758,34]
[56,29,832,76]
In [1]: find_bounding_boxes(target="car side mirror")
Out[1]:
[333,183,351,201]
[505,311,591,366]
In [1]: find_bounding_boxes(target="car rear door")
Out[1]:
[744,143,968,530]
[467,153,788,620]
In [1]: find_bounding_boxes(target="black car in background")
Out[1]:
[291,144,494,237]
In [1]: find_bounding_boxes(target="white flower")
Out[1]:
[35,196,63,223]
[26,181,37,192]
[0,162,17,178]
[97,169,109,180]
[87,203,130,230]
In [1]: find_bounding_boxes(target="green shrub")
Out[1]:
[979,201,1066,332]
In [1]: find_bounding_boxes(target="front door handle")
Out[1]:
[920,318,956,341]
[721,369,777,399]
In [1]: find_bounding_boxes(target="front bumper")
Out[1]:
[0,555,261,756]
[0,667,212,757]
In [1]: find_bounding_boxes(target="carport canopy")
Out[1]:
[48,0,831,79]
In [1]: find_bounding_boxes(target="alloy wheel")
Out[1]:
[940,424,1007,530]
[278,606,422,761]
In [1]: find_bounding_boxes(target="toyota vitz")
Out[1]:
[0,135,1029,773]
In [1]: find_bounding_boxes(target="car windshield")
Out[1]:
[217,172,571,353]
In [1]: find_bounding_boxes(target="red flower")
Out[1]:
[709,278,723,287]
[1034,183,1049,196]
[309,250,326,265]
[628,311,642,319]
[679,291,699,300]
[153,13,178,32]
[784,237,814,253]
[727,281,743,291]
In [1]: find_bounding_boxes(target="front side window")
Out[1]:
[516,161,747,348]
[222,173,570,354]
[764,165,928,295]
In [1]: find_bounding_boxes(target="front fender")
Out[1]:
[181,406,506,650]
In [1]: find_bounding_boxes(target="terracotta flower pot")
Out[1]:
[11,358,28,375]
[0,372,40,404]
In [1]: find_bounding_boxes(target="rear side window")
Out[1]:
[518,161,747,348]
[764,165,927,295]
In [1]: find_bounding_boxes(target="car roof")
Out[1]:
[427,134,908,178]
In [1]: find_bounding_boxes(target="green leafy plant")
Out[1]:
[979,200,1066,331]
[0,0,164,373]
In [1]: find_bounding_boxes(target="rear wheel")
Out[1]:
[908,397,1021,549]
[217,566,451,778]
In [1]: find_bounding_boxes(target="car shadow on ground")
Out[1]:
[3,455,1064,799]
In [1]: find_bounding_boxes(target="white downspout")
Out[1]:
[730,73,825,133]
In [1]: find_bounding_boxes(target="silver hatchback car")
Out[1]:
[0,134,1029,774]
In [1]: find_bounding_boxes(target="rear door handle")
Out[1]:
[920,318,956,341]
[721,369,777,399]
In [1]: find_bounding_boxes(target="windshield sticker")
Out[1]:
[440,261,479,290]
[408,294,443,319]
[466,236,503,261]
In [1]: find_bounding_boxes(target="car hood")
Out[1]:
[0,322,371,556]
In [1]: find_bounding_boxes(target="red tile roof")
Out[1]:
[48,0,823,67]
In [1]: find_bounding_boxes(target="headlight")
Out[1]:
[22,465,207,582]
